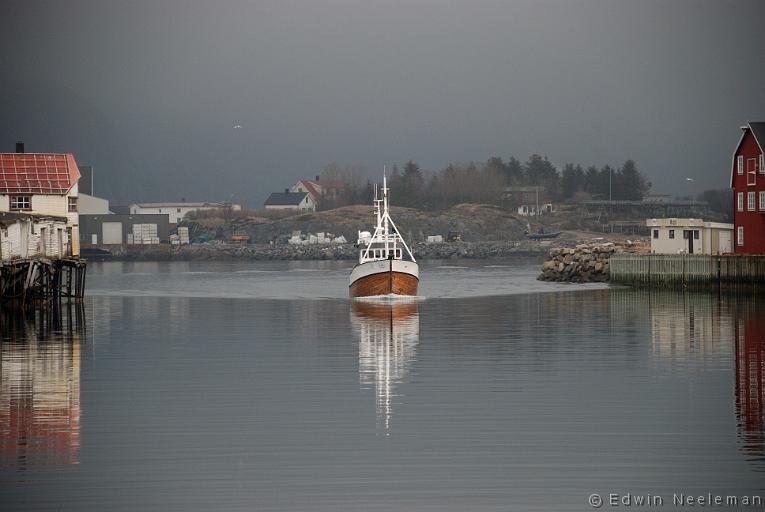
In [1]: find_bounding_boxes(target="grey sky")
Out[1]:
[2,0,764,206]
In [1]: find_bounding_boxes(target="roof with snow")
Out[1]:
[264,191,308,206]
[0,153,81,195]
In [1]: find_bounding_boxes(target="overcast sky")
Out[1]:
[2,0,764,206]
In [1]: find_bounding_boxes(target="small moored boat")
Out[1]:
[349,175,419,298]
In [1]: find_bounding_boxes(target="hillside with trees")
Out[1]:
[316,155,650,211]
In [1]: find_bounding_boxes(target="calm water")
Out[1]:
[1,260,764,511]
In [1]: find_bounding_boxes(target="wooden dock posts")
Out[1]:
[0,258,86,308]
[611,254,765,288]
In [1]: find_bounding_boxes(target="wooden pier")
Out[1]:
[0,258,86,308]
[611,254,765,288]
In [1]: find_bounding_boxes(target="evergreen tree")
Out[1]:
[524,154,560,199]
[396,160,423,207]
[584,166,600,196]
[618,159,648,200]
[504,157,524,184]
[561,163,584,200]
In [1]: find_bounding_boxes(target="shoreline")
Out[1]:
[83,240,574,262]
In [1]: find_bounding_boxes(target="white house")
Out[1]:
[129,201,242,223]
[264,190,316,211]
[290,176,343,206]
[0,212,71,260]
[647,218,733,255]
[0,150,81,256]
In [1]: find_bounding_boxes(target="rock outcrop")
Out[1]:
[537,243,629,283]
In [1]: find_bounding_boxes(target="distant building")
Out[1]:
[74,164,111,214]
[0,211,71,260]
[291,176,343,207]
[731,122,765,253]
[647,218,733,255]
[502,186,553,215]
[128,201,242,223]
[0,143,81,256]
[79,193,110,214]
[264,189,315,211]
[80,214,171,245]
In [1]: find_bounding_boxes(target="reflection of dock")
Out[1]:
[619,289,764,468]
[351,301,419,432]
[0,304,85,469]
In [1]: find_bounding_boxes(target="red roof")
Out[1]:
[0,153,81,195]
[296,179,322,199]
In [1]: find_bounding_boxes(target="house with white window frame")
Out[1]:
[731,122,765,253]
[0,146,81,256]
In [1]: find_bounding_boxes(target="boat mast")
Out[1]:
[382,172,390,257]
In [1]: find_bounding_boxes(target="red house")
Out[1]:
[731,122,765,253]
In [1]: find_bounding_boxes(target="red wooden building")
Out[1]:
[731,122,765,253]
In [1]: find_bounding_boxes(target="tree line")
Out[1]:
[317,155,650,211]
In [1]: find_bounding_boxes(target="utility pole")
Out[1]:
[609,168,612,202]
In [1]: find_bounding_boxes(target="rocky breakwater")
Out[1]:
[538,242,628,283]
[101,239,562,262]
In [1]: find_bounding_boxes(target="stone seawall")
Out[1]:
[537,243,637,283]
[89,240,569,262]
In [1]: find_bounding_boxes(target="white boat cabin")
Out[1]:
[357,176,416,265]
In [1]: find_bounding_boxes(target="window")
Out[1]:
[653,229,659,239]
[669,229,675,239]
[177,208,181,213]
[68,196,78,212]
[738,155,744,175]
[760,153,764,174]
[683,230,689,240]
[738,192,744,211]
[694,230,699,240]
[748,191,756,211]
[738,226,744,246]
[10,196,30,210]
[748,158,757,185]
[760,191,765,210]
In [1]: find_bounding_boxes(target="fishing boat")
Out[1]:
[349,175,419,298]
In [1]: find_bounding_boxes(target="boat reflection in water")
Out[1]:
[734,301,765,468]
[351,300,419,433]
[0,305,85,470]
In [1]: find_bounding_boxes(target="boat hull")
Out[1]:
[349,260,419,298]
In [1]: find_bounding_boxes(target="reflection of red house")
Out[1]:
[0,335,81,469]
[734,305,765,463]
[731,122,765,253]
